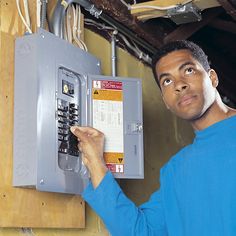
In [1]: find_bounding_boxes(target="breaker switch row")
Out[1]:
[57,99,80,157]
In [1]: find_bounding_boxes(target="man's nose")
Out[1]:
[174,79,189,93]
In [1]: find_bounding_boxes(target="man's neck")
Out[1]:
[190,95,236,131]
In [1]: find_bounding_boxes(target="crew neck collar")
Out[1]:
[194,115,236,141]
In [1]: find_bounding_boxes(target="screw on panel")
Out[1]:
[55,111,58,120]
[137,124,143,132]
[97,62,100,67]
[40,34,45,38]
[40,179,44,185]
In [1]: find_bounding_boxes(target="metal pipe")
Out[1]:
[111,31,117,77]
[50,0,157,55]
[40,0,47,29]
[50,0,101,38]
[99,13,157,54]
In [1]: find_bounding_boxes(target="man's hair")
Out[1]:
[152,40,211,87]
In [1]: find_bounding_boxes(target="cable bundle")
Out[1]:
[64,4,88,51]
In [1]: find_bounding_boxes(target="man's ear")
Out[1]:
[208,69,219,88]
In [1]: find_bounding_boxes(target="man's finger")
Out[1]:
[71,126,101,137]
[70,126,88,140]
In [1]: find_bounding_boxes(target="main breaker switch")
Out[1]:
[62,80,74,97]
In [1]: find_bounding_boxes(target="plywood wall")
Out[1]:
[0,0,85,229]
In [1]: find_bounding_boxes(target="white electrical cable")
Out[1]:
[66,5,73,43]
[22,0,30,27]
[64,4,88,51]
[122,0,192,11]
[76,5,88,51]
[76,4,82,38]
[36,0,41,28]
[119,0,130,8]
[16,0,32,33]
[119,33,140,55]
[130,4,179,11]
[118,33,151,63]
[85,18,115,31]
[84,18,151,64]
[72,4,88,51]
[64,16,68,41]
[72,4,84,49]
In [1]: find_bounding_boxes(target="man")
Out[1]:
[70,40,236,236]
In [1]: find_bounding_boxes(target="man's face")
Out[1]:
[155,49,218,121]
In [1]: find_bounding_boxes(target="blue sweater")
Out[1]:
[83,115,236,236]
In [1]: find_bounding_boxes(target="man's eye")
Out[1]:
[163,78,172,86]
[185,67,194,75]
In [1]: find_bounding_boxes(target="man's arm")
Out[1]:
[70,126,167,236]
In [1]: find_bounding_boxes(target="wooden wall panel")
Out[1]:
[0,0,85,228]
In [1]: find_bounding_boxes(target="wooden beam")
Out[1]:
[217,0,236,20]
[164,7,223,43]
[230,0,236,7]
[208,18,236,34]
[130,0,220,21]
[89,0,164,48]
[229,0,236,6]
[130,0,191,16]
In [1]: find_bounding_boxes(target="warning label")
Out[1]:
[92,89,122,101]
[92,80,124,174]
[104,152,124,164]
[93,80,122,90]
[106,164,124,173]
[104,152,124,174]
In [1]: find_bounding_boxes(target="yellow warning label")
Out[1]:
[104,152,124,164]
[92,89,123,101]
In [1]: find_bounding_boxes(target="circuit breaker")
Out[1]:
[13,29,143,194]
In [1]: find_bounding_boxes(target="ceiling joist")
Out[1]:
[208,18,236,34]
[130,0,220,21]
[217,0,236,20]
[130,0,191,20]
[89,0,164,48]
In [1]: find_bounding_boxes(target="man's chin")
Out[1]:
[176,112,203,122]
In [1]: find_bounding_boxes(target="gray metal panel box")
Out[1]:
[13,29,144,194]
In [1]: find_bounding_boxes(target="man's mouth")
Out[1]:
[178,94,197,107]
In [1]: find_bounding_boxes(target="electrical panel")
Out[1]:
[13,29,143,194]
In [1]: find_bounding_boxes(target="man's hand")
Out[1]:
[70,126,108,188]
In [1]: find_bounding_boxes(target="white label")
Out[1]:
[93,100,124,153]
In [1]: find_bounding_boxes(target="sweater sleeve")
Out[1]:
[82,171,167,236]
